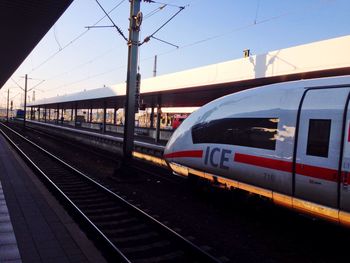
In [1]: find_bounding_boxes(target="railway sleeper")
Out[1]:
[132,250,185,263]
[110,234,164,249]
[111,232,159,243]
[71,196,112,204]
[88,211,129,222]
[121,241,174,258]
[77,201,117,210]
[105,224,148,235]
[97,217,140,230]
[83,206,123,216]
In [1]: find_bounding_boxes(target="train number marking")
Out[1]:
[204,146,232,170]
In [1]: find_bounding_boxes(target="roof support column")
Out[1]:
[6,89,9,122]
[89,108,92,123]
[44,107,47,123]
[150,106,154,128]
[71,107,74,122]
[48,108,51,122]
[155,104,161,143]
[23,74,28,127]
[102,102,107,134]
[38,106,40,122]
[74,103,77,127]
[114,108,117,125]
[61,108,64,124]
[56,105,59,124]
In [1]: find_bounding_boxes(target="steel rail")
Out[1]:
[0,122,221,263]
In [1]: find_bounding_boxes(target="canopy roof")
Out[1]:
[29,35,350,109]
[0,0,73,88]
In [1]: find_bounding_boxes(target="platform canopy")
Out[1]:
[0,0,73,89]
[29,35,350,110]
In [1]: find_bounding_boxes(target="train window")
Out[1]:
[191,118,278,150]
[306,119,331,158]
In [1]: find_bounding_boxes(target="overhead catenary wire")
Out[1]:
[28,80,45,92]
[144,0,334,60]
[46,67,121,93]
[144,4,167,19]
[141,5,185,45]
[94,0,128,42]
[254,0,261,24]
[42,0,186,93]
[144,0,184,9]
[10,78,24,91]
[46,47,116,81]
[28,0,331,100]
[30,0,127,73]
[53,25,62,50]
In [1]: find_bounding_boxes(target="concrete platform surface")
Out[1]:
[0,132,107,263]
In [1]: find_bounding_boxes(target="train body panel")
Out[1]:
[166,82,304,195]
[295,88,349,207]
[341,106,350,211]
[164,76,350,224]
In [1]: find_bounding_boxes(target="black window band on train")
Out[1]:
[306,119,331,158]
[191,118,279,150]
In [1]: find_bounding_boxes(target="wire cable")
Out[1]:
[10,78,24,91]
[141,5,185,45]
[53,25,62,50]
[45,47,115,81]
[145,0,184,9]
[144,4,167,19]
[30,0,126,73]
[28,80,45,92]
[95,0,128,42]
[147,0,333,59]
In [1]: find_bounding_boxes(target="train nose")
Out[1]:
[164,133,182,162]
[163,142,173,161]
[163,122,187,161]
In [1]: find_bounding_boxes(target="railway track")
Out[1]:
[0,122,220,263]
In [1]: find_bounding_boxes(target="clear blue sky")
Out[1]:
[1,0,350,108]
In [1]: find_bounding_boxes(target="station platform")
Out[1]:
[0,133,107,263]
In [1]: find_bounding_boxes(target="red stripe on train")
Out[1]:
[295,163,337,182]
[165,151,338,182]
[234,153,338,182]
[164,150,203,159]
[234,153,292,173]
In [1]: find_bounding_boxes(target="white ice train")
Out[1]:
[163,75,350,226]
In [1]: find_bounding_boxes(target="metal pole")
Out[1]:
[123,0,141,160]
[23,74,28,127]
[156,105,161,143]
[103,103,107,133]
[114,108,117,125]
[6,89,9,122]
[150,106,154,128]
[56,105,59,124]
[153,55,157,77]
[74,103,77,127]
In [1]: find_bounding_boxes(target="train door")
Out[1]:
[340,99,350,212]
[295,88,349,207]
